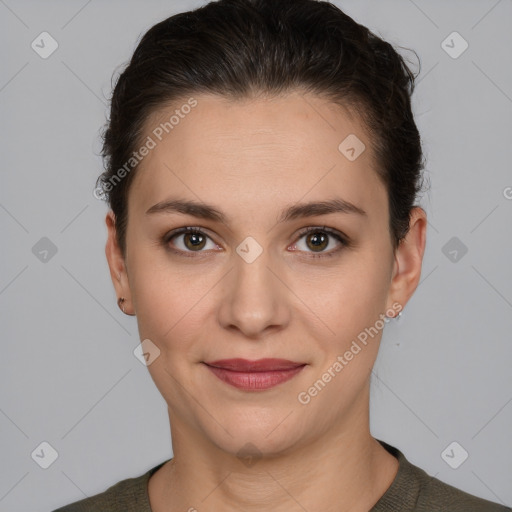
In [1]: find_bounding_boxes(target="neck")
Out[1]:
[148,387,399,512]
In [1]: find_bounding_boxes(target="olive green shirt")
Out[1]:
[53,440,511,511]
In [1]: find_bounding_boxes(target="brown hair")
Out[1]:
[96,0,426,257]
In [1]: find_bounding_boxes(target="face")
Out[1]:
[106,91,425,458]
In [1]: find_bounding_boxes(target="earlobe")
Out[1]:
[105,210,134,315]
[386,207,427,314]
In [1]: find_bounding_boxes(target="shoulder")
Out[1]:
[52,460,169,512]
[373,440,511,512]
[397,447,510,511]
[416,472,511,512]
[51,475,149,512]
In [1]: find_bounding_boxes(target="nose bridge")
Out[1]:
[218,239,288,337]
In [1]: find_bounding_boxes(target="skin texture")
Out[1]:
[105,91,427,512]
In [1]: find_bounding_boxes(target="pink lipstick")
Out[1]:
[203,358,306,391]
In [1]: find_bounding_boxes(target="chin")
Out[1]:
[199,408,306,461]
[216,431,299,462]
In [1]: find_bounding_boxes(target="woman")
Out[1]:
[54,0,510,510]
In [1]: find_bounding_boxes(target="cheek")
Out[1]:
[299,255,391,333]
[128,251,213,354]
[130,261,208,405]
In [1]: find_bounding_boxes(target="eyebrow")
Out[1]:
[145,197,366,223]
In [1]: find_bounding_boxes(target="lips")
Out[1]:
[206,358,304,371]
[203,358,306,391]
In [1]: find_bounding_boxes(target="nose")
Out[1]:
[217,245,290,340]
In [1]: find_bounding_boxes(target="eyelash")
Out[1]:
[162,226,349,259]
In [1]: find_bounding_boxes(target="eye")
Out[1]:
[164,227,218,256]
[162,226,349,259]
[290,226,348,258]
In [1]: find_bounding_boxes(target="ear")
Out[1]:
[105,210,135,315]
[385,207,427,316]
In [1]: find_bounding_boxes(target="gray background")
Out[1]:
[1,0,511,510]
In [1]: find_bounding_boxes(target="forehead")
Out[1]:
[128,91,385,221]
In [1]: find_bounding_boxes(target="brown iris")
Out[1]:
[305,231,329,252]
[184,232,207,251]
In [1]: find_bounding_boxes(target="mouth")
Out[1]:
[202,358,307,391]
